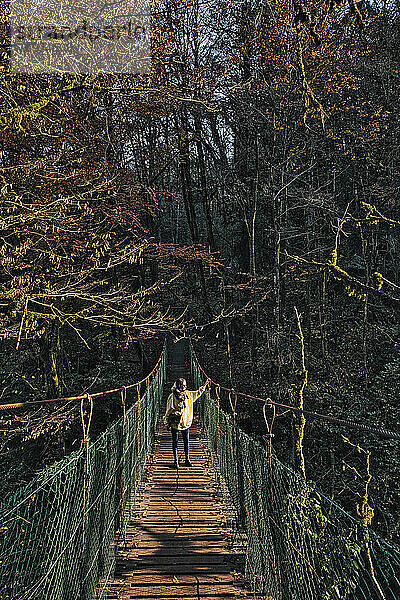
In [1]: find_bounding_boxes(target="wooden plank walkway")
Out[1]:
[105,418,250,600]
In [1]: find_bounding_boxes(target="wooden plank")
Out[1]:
[130,555,230,565]
[130,545,231,553]
[118,570,241,578]
[138,504,220,510]
[115,566,233,576]
[126,584,246,597]
[137,516,224,520]
[131,547,231,555]
[127,574,241,584]
[136,515,222,521]
[128,596,248,600]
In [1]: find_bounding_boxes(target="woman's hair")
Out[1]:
[175,378,186,390]
[172,378,187,399]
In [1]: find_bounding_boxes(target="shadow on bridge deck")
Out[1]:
[105,421,252,600]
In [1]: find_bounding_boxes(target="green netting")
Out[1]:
[190,349,400,600]
[0,348,167,600]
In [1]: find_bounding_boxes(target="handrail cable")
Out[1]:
[190,340,400,441]
[0,347,167,600]
[1,346,166,522]
[190,345,400,600]
[0,340,166,410]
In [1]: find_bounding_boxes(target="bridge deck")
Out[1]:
[105,419,250,600]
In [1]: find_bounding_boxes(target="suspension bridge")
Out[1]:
[0,338,399,600]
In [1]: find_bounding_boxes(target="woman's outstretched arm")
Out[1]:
[188,379,211,402]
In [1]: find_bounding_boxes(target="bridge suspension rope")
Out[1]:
[0,340,166,411]
[0,345,168,600]
[1,341,399,600]
[189,344,400,600]
[189,340,400,441]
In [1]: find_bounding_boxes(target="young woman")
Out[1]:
[163,377,210,468]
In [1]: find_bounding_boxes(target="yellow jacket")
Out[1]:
[163,383,208,430]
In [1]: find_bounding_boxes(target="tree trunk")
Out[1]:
[40,320,64,397]
[194,114,216,252]
[176,110,212,316]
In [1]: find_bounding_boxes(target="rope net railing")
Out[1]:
[190,347,400,600]
[0,346,167,600]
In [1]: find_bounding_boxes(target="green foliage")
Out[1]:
[285,484,361,599]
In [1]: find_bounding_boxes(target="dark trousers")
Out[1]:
[171,427,189,457]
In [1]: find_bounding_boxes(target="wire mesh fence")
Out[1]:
[0,347,167,600]
[190,349,400,600]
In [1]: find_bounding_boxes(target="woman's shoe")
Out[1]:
[184,458,193,467]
